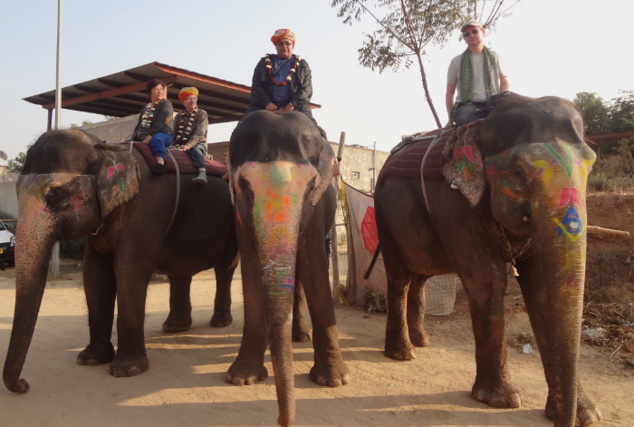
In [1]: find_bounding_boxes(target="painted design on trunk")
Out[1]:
[553,206,583,241]
[234,161,317,297]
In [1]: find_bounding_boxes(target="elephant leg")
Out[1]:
[162,275,193,333]
[226,266,269,385]
[77,247,116,366]
[545,383,602,427]
[292,281,311,343]
[407,274,430,347]
[210,264,235,327]
[109,265,153,377]
[464,267,521,409]
[384,264,417,360]
[298,246,349,387]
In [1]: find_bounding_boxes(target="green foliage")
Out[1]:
[574,90,634,136]
[609,90,634,133]
[7,151,27,173]
[70,120,93,128]
[331,0,521,127]
[587,141,634,192]
[573,92,611,136]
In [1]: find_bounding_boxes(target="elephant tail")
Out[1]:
[363,244,381,280]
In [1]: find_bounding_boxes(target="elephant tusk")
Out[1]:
[450,180,458,190]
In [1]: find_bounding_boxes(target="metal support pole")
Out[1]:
[50,0,63,279]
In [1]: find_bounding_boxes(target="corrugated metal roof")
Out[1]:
[23,61,318,125]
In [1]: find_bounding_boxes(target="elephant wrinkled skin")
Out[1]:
[226,111,349,427]
[374,96,602,427]
[3,129,238,393]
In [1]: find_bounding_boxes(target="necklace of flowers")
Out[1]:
[140,102,158,129]
[175,110,197,144]
[265,54,301,86]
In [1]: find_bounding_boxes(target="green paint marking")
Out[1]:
[544,144,573,179]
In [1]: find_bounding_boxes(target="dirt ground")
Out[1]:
[0,193,633,427]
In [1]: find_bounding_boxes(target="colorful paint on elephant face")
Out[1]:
[234,161,318,295]
[521,142,593,241]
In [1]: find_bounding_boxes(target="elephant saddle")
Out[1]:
[376,128,451,185]
[131,142,226,177]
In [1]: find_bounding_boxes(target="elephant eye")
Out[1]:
[237,176,254,203]
[44,179,84,213]
[306,176,316,191]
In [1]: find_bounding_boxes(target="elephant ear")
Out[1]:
[441,120,486,208]
[311,139,340,206]
[95,144,141,217]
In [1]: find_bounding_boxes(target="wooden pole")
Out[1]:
[330,131,346,303]
[587,225,630,238]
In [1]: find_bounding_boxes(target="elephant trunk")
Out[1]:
[236,160,317,426]
[3,195,58,393]
[260,209,300,427]
[521,201,588,427]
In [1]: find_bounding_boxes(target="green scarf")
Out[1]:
[459,46,495,104]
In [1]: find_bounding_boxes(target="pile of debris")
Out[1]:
[582,302,634,368]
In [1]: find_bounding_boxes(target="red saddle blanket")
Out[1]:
[131,142,226,177]
[377,128,450,185]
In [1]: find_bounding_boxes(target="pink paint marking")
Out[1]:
[557,187,581,209]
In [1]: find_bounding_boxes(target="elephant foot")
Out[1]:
[472,378,522,408]
[226,361,268,386]
[309,360,351,387]
[77,343,115,366]
[210,312,233,327]
[409,329,431,347]
[109,355,150,377]
[384,338,417,360]
[162,315,192,333]
[545,392,603,426]
[292,328,311,343]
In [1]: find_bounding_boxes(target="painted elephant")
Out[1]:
[374,95,602,427]
[3,129,238,393]
[225,111,350,427]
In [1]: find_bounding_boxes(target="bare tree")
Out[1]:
[331,0,519,128]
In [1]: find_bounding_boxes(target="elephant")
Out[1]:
[225,111,350,427]
[3,129,238,393]
[373,95,602,427]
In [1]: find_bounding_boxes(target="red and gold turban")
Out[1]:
[178,87,198,102]
[271,29,296,45]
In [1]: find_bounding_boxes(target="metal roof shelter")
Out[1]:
[24,61,319,129]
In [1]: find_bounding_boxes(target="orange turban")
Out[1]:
[271,29,296,45]
[178,87,198,102]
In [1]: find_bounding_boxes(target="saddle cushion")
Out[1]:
[377,129,450,185]
[131,142,226,177]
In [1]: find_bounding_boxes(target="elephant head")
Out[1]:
[442,95,597,426]
[3,129,139,393]
[228,111,338,426]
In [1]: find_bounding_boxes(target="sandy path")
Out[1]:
[0,265,631,426]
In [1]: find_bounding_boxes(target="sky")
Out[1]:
[0,0,631,162]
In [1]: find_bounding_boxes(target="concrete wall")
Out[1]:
[0,181,17,218]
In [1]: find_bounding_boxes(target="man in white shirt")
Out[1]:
[445,20,510,127]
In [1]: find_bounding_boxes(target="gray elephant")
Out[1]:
[374,95,602,427]
[225,111,350,427]
[3,129,238,393]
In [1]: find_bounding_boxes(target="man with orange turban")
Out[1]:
[173,86,209,184]
[246,28,323,135]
